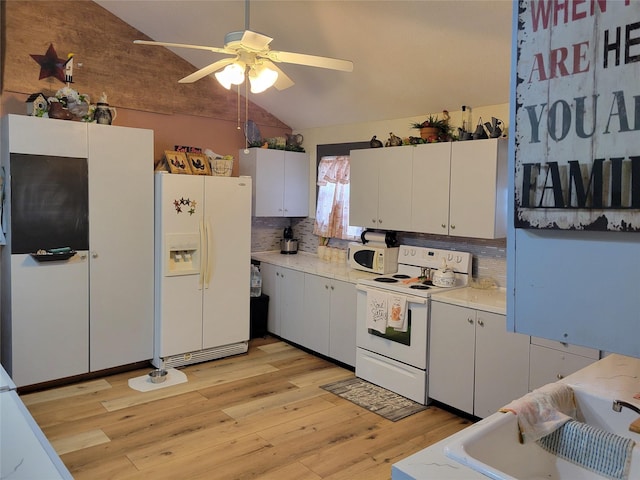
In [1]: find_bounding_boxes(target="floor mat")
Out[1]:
[321,377,427,421]
[128,368,187,392]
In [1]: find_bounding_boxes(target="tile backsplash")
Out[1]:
[251,217,507,287]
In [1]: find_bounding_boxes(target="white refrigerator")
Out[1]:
[154,172,252,368]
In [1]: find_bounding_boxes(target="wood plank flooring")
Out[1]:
[21,338,473,479]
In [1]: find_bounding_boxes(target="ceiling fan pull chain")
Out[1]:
[245,0,250,30]
[245,77,250,150]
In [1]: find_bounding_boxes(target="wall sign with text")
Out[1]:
[515,0,640,230]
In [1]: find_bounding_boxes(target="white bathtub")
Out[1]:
[444,386,640,480]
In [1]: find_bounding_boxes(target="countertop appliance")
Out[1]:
[280,226,298,254]
[355,245,472,404]
[348,242,399,274]
[154,172,252,368]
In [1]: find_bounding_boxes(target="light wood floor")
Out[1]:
[21,337,473,479]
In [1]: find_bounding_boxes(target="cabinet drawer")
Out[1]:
[531,337,600,359]
[529,344,597,391]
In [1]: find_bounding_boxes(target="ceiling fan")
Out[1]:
[134,0,353,93]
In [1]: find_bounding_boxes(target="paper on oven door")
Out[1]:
[366,289,389,333]
[388,294,407,332]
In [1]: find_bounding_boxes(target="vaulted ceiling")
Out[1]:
[95,0,513,130]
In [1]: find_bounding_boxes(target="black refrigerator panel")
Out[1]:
[10,154,89,254]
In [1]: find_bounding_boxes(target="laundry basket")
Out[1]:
[210,158,233,177]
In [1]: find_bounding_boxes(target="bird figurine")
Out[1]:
[370,135,384,148]
[385,132,403,147]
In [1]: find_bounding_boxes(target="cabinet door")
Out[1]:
[260,263,280,335]
[349,149,380,228]
[7,114,87,157]
[449,139,507,239]
[303,274,331,356]
[474,312,530,418]
[529,345,597,391]
[88,125,154,371]
[254,149,285,216]
[411,143,451,234]
[377,147,413,231]
[328,279,357,366]
[283,152,309,217]
[10,254,89,386]
[429,301,475,413]
[279,268,305,345]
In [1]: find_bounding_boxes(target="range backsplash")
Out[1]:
[251,217,506,287]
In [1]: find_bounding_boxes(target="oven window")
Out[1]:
[368,311,411,346]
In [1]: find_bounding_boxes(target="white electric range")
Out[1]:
[355,245,472,404]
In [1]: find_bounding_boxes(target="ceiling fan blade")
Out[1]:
[266,50,353,72]
[240,30,273,51]
[179,58,236,83]
[134,39,230,55]
[261,60,294,90]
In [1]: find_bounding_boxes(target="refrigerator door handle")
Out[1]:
[203,219,212,289]
[198,219,206,290]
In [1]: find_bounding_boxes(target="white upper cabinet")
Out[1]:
[350,147,412,231]
[238,148,309,217]
[448,138,508,239]
[351,139,507,239]
[411,142,451,234]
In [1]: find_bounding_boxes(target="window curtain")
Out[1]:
[313,155,362,240]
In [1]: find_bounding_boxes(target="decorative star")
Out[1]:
[30,43,70,83]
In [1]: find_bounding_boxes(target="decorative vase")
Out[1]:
[419,126,439,141]
[94,102,117,125]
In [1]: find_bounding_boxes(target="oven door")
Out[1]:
[355,286,429,369]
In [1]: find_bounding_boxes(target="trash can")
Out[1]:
[250,293,269,339]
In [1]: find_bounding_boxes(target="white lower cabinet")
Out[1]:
[261,264,305,342]
[261,263,357,366]
[429,301,530,418]
[303,274,357,366]
[529,337,599,391]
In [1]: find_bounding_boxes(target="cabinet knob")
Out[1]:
[441,224,447,229]
[477,319,484,327]
[91,251,98,259]
[371,219,376,223]
[330,285,334,290]
[378,219,382,224]
[451,224,456,230]
[467,318,474,324]
[325,284,329,290]
[556,373,564,379]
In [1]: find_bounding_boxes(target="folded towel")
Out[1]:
[538,420,636,480]
[366,289,389,334]
[499,382,576,443]
[387,295,407,332]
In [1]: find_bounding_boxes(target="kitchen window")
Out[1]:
[313,142,368,241]
[313,154,362,240]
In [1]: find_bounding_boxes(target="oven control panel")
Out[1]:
[398,246,472,274]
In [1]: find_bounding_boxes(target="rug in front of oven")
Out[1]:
[320,377,427,422]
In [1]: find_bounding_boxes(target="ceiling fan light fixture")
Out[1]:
[249,64,278,93]
[215,62,246,89]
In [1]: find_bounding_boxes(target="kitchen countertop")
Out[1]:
[430,286,507,315]
[1,363,72,479]
[251,250,378,284]
[392,353,640,479]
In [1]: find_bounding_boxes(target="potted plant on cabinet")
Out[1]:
[410,114,452,142]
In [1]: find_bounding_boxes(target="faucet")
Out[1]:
[612,399,640,415]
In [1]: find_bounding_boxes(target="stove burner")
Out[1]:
[374,277,398,283]
[393,274,411,279]
[410,284,430,290]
